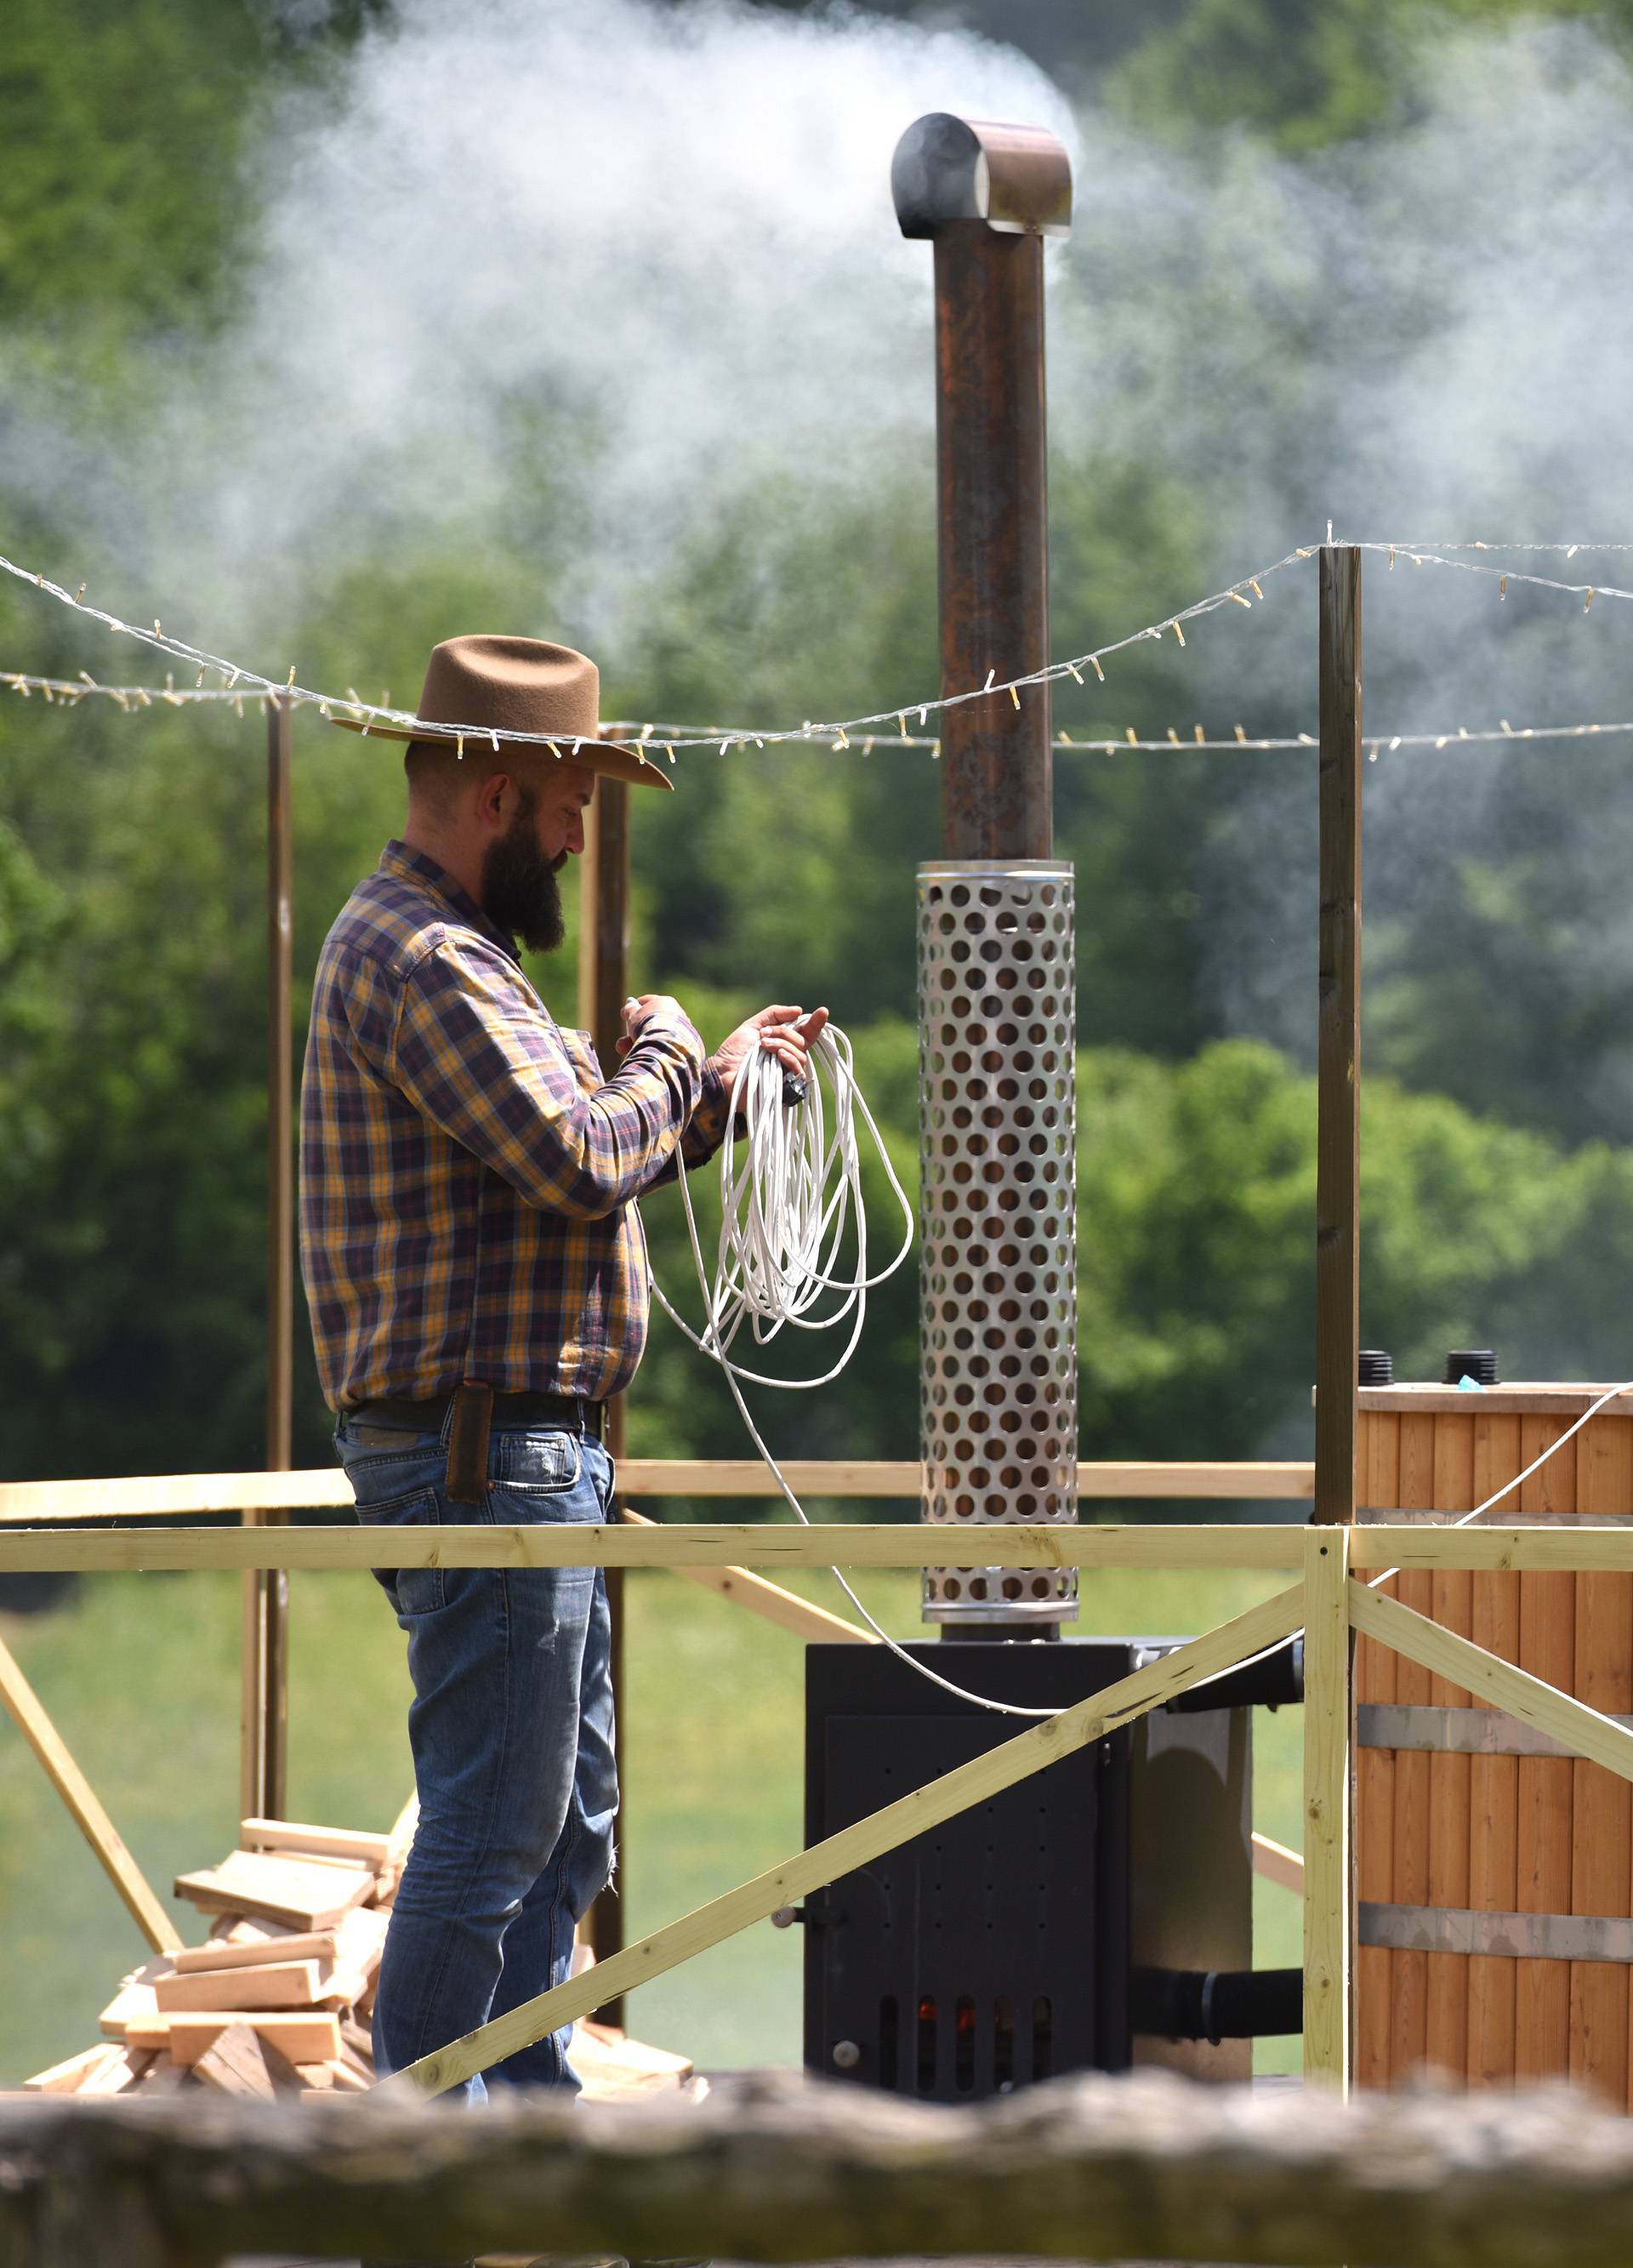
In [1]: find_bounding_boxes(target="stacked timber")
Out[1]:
[22,1805,696,2106]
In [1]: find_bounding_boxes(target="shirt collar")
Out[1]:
[379,840,521,965]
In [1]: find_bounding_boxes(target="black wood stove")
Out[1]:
[804,1638,1281,2100]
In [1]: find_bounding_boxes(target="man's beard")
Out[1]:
[480,785,566,954]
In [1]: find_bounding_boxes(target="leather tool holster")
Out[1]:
[446,1381,494,1505]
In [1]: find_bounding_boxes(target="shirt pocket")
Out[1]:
[352,1484,446,1616]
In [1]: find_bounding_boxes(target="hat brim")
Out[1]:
[330,714,675,792]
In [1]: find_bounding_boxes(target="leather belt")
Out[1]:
[350,1389,607,1440]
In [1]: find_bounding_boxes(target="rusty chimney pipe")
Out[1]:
[891,114,1072,856]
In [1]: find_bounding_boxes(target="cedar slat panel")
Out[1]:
[1355,1410,1399,2090]
[1390,1412,1437,2081]
[1515,1420,1575,2082]
[1571,1419,1633,2106]
[1467,1411,1522,2088]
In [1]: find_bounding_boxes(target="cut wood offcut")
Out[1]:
[26,1804,699,2106]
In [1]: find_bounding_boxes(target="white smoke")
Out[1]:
[1036,21,1633,1089]
[13,2,1633,1122]
[92,0,1075,640]
[20,8,1633,699]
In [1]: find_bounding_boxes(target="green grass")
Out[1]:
[0,1561,1303,2086]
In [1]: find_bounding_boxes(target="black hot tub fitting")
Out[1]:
[1162,1634,1305,1714]
[1130,1965,1303,2043]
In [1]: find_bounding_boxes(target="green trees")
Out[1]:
[1074,1040,1607,1465]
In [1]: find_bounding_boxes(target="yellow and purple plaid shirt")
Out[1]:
[299,840,730,1412]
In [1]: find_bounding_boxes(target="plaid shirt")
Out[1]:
[299,841,730,1411]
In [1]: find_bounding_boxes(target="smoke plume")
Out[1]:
[14,3,1633,1138]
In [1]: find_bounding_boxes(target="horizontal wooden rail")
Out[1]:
[0,1523,1319,1576]
[0,1458,1315,1524]
[18,1519,1633,1577]
[1359,1382,1633,1417]
[9,2074,1633,2268]
[388,1584,1306,2096]
[618,1508,874,1644]
[1347,1526,1633,1572]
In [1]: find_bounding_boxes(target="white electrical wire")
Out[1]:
[655,1026,906,1391]
[651,1026,1064,1718]
[651,1023,1632,1722]
[1365,1373,1633,1588]
[1185,1372,1633,1702]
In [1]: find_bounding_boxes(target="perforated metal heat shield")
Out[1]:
[804,1641,1253,2100]
[918,862,1078,1623]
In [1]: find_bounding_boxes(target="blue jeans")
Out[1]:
[334,1410,617,2107]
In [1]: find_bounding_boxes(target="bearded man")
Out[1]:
[299,635,822,2106]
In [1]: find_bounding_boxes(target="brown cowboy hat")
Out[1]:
[331,634,674,792]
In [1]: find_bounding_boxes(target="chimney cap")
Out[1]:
[892,113,1073,242]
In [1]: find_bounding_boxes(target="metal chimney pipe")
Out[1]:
[894,116,1077,1634]
[892,113,1071,857]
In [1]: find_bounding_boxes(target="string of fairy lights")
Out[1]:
[10,661,1633,764]
[8,533,1633,761]
[1339,540,1633,613]
[0,540,1316,759]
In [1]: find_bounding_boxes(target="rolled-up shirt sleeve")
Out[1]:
[388,937,706,1220]
[640,1059,739,1190]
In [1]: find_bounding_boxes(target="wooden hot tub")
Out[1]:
[1356,1383,1633,2104]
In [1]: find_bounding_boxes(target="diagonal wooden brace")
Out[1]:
[0,1630,180,1953]
[1350,1581,1633,1786]
[384,1581,1306,2098]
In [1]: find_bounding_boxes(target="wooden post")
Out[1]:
[1304,1528,1352,2090]
[1314,545,1362,1527]
[1353,1406,1397,2087]
[578,775,631,2020]
[242,697,294,1822]
[1308,544,1360,2090]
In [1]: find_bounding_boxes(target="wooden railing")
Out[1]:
[0,1457,1314,1522]
[7,1465,1633,2100]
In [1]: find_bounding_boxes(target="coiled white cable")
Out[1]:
[655,1035,1633,1718]
[651,1027,1063,1718]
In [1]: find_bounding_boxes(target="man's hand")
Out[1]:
[709,1004,830,1091]
[616,993,693,1057]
